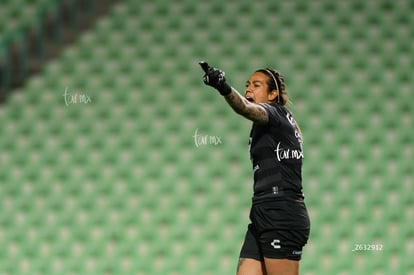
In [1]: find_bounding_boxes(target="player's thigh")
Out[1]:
[263,258,299,275]
[236,258,266,275]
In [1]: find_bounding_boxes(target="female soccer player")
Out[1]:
[199,61,310,275]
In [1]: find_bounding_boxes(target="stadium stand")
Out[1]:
[0,0,413,274]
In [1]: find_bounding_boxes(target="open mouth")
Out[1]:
[245,96,254,103]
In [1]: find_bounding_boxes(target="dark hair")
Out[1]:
[256,68,288,106]
[257,68,303,140]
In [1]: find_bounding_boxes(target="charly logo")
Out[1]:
[63,87,92,106]
[271,239,281,249]
[193,128,222,148]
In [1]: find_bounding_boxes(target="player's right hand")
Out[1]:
[198,61,232,96]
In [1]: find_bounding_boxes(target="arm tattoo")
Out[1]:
[224,89,269,124]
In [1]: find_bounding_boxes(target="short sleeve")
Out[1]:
[259,103,282,126]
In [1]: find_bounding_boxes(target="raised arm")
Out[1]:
[199,61,268,124]
[224,88,268,124]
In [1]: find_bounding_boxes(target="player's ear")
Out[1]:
[268,89,278,102]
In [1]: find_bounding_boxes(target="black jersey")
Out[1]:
[249,103,304,201]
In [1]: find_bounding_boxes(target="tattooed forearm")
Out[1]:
[224,88,269,124]
[224,89,248,114]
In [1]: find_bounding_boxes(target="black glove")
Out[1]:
[199,61,232,96]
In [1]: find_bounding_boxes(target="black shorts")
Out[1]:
[239,199,310,261]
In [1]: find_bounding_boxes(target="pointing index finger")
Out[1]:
[198,61,210,73]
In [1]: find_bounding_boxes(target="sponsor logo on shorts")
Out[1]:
[292,250,302,255]
[271,239,281,249]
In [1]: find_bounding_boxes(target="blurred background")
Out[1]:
[0,0,413,274]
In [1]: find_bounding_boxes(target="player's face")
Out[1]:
[244,72,278,104]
